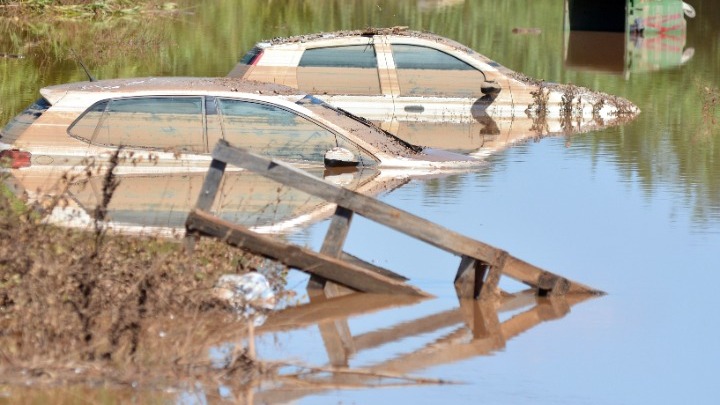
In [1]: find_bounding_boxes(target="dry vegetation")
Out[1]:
[0,158,289,391]
[0,1,178,19]
[693,81,719,142]
[701,84,718,126]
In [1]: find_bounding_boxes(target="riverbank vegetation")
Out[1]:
[0,0,178,19]
[0,167,288,390]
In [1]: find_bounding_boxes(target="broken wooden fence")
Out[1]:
[185,140,603,298]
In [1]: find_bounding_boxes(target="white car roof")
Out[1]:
[40,77,305,105]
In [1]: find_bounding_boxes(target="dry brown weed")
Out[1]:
[0,162,289,390]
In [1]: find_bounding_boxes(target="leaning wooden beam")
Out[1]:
[186,209,430,297]
[209,141,603,295]
[340,252,408,281]
[195,158,226,211]
[454,251,506,299]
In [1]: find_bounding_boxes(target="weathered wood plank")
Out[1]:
[478,251,506,300]
[186,209,430,297]
[340,252,408,281]
[195,158,227,211]
[185,158,227,252]
[454,256,479,299]
[321,206,354,256]
[503,256,601,295]
[202,141,604,296]
[309,205,355,291]
[212,141,499,262]
[454,254,502,300]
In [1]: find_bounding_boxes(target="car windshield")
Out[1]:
[294,95,423,158]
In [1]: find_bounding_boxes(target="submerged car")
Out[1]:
[229,28,640,153]
[0,77,478,234]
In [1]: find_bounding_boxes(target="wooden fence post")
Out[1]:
[186,142,604,298]
[308,205,355,295]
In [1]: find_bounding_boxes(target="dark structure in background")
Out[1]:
[564,0,696,76]
[568,0,628,32]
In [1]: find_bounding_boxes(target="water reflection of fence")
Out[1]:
[251,289,595,403]
[186,140,603,298]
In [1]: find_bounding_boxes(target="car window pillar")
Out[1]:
[374,36,400,98]
[205,96,222,154]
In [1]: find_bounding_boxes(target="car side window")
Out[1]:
[68,97,205,152]
[297,45,381,95]
[216,98,376,165]
[391,44,486,97]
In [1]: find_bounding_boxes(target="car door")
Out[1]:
[385,40,488,114]
[376,38,502,152]
[296,40,381,96]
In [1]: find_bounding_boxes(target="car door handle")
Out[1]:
[404,105,425,113]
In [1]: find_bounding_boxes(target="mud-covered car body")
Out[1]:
[230,28,639,153]
[0,77,477,234]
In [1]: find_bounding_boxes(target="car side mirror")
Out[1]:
[324,147,360,168]
[481,80,501,95]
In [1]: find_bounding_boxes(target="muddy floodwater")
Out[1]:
[2,0,720,403]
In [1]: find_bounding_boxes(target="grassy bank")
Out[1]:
[0,168,288,389]
[0,1,177,19]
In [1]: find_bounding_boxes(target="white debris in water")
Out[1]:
[45,206,94,227]
[213,273,276,326]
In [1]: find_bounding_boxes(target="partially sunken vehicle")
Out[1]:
[0,77,477,234]
[229,28,639,153]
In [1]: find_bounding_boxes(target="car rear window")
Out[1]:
[240,46,264,65]
[68,96,206,152]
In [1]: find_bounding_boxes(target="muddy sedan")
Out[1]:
[229,28,640,153]
[1,77,480,171]
[0,77,478,234]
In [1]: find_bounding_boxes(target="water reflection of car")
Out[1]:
[229,28,640,154]
[0,77,478,234]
